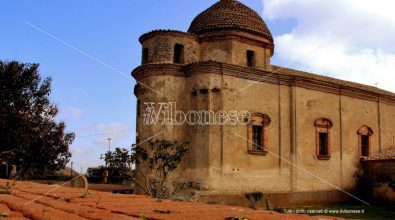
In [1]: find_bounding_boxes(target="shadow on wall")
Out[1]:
[357,154,395,204]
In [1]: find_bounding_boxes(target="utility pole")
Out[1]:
[107,138,112,152]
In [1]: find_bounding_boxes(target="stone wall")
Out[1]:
[139,31,272,71]
[362,159,395,203]
[133,60,395,195]
[197,190,350,208]
[362,159,395,180]
[141,32,199,64]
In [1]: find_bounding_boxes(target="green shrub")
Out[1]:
[0,211,9,217]
[0,183,11,194]
[354,164,393,203]
[244,191,263,210]
[132,139,189,198]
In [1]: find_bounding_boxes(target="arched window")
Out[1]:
[357,126,373,157]
[247,113,271,155]
[314,118,333,160]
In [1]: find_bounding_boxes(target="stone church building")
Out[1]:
[132,0,395,202]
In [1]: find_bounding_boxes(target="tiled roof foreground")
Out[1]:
[0,179,340,220]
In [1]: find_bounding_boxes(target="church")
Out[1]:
[132,0,395,203]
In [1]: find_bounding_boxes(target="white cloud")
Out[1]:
[70,146,88,157]
[262,0,395,92]
[92,122,130,148]
[57,106,83,121]
[68,106,83,118]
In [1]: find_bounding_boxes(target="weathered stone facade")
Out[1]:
[132,0,395,198]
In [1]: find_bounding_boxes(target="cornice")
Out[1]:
[131,63,184,79]
[131,61,395,105]
[139,29,198,43]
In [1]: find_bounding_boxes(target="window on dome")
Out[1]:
[137,100,141,117]
[142,48,148,64]
[174,44,184,64]
[247,50,255,67]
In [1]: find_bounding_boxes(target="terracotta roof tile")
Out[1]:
[272,65,395,97]
[364,148,395,161]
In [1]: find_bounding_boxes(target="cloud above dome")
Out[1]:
[262,0,395,92]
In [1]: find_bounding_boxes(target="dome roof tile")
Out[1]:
[188,0,273,42]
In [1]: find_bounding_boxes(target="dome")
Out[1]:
[188,0,273,42]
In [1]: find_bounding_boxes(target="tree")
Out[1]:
[0,61,74,178]
[100,147,131,178]
[131,139,189,198]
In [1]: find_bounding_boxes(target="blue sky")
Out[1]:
[1,0,394,172]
